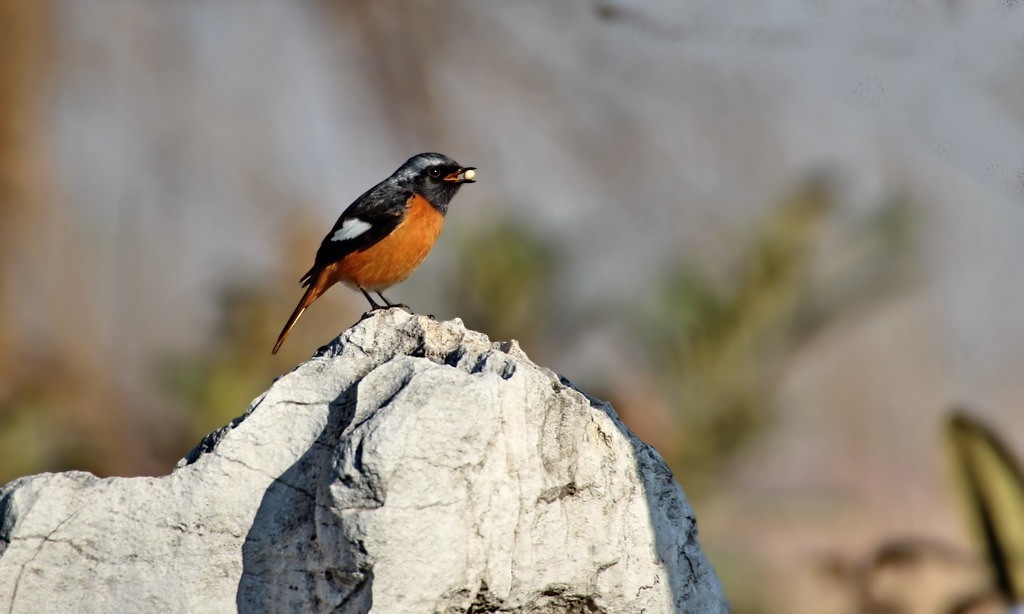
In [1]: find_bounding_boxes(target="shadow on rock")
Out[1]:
[558,376,720,614]
[236,388,369,613]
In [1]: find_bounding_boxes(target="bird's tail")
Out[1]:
[272,267,327,354]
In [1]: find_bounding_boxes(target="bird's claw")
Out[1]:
[360,304,414,321]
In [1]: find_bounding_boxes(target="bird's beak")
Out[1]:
[444,167,477,183]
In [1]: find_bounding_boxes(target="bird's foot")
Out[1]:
[359,304,415,321]
[374,292,414,314]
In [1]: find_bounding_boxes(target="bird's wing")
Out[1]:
[309,186,413,274]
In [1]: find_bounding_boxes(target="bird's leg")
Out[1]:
[360,288,387,311]
[376,291,412,313]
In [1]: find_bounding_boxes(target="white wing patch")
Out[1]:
[331,218,372,242]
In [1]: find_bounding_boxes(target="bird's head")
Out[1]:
[395,152,476,213]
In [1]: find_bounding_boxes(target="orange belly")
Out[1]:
[330,194,444,291]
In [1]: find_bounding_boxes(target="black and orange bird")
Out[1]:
[272,153,476,354]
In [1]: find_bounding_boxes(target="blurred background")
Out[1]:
[2,0,1024,611]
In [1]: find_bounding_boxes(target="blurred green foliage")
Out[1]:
[0,375,93,481]
[445,222,559,348]
[157,277,363,442]
[946,411,1024,609]
[159,286,284,440]
[0,359,175,483]
[639,176,911,493]
[640,177,833,488]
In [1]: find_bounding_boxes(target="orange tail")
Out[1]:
[272,269,329,354]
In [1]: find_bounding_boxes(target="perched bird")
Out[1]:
[272,152,476,354]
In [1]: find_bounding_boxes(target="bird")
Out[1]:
[272,152,476,354]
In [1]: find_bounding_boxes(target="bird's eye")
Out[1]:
[428,167,442,178]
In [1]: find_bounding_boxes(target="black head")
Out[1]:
[391,152,476,214]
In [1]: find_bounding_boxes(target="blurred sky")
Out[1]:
[5,1,1024,611]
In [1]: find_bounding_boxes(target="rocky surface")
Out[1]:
[0,310,726,613]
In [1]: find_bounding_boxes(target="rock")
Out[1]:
[0,310,726,613]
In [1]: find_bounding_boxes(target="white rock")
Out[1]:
[0,310,726,613]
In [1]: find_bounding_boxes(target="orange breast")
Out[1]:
[331,194,444,291]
